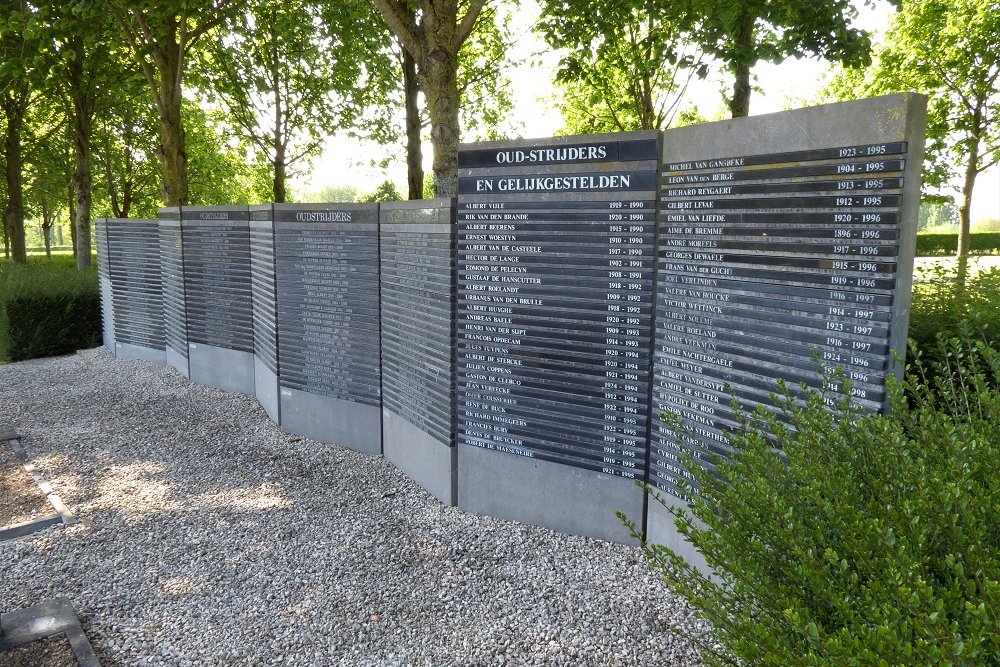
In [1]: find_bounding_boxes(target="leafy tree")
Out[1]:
[184,102,271,206]
[377,2,516,200]
[681,0,872,117]
[371,0,488,197]
[91,76,161,219]
[0,0,48,263]
[25,106,72,256]
[357,179,403,202]
[299,184,359,203]
[105,0,237,206]
[197,0,395,203]
[29,1,131,268]
[538,0,706,133]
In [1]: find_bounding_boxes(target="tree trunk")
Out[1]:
[403,48,424,200]
[155,44,189,207]
[3,105,27,264]
[69,34,95,270]
[728,10,756,119]
[421,48,461,198]
[272,70,286,203]
[68,182,78,255]
[43,207,52,258]
[956,139,979,291]
[273,144,286,203]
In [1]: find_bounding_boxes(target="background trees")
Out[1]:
[2,0,997,269]
[830,0,1000,284]
[538,0,706,133]
[371,0,488,197]
[679,0,873,118]
[197,0,395,203]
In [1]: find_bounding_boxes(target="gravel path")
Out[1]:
[1,349,706,666]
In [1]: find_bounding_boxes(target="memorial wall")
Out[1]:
[273,203,382,455]
[103,218,166,363]
[95,217,116,353]
[250,204,280,422]
[158,207,189,377]
[647,93,927,558]
[455,131,661,541]
[181,205,255,393]
[96,94,925,547]
[379,199,457,505]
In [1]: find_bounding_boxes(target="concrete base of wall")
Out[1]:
[188,343,255,395]
[254,358,280,423]
[383,408,455,506]
[458,445,642,543]
[645,491,711,576]
[166,346,189,379]
[115,342,166,364]
[279,386,381,455]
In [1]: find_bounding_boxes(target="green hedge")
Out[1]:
[631,337,1000,665]
[0,257,101,362]
[915,232,1000,256]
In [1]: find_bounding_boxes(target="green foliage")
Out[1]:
[681,0,872,114]
[915,232,1000,257]
[457,2,520,141]
[539,0,706,133]
[0,255,100,362]
[909,265,1000,361]
[185,102,271,206]
[918,201,958,232]
[298,184,359,204]
[195,0,395,201]
[976,218,1000,233]
[628,338,1000,665]
[357,180,402,203]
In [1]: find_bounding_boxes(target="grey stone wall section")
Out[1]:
[647,93,927,548]
[456,130,661,540]
[181,205,255,393]
[105,218,165,363]
[94,218,116,354]
[458,445,642,544]
[379,198,457,505]
[159,207,189,378]
[250,204,280,421]
[273,203,381,454]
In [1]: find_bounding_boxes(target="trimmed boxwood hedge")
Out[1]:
[0,257,101,362]
[915,231,1000,256]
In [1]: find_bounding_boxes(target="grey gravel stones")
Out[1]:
[0,349,706,666]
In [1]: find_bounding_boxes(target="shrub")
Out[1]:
[627,339,1000,666]
[0,256,101,362]
[909,264,1000,361]
[915,232,1000,256]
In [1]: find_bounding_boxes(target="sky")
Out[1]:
[291,0,999,222]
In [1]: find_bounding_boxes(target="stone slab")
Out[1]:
[188,343,255,395]
[0,597,101,667]
[279,385,381,455]
[458,444,642,543]
[383,408,456,506]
